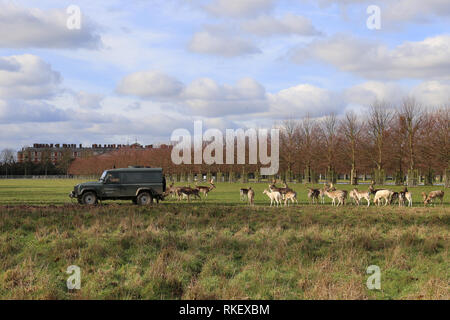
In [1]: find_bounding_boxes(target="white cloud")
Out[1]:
[188,29,261,57]
[384,0,450,23]
[313,0,450,24]
[0,99,68,124]
[0,3,102,49]
[76,91,104,110]
[292,34,450,80]
[411,81,450,106]
[241,14,321,36]
[344,82,406,106]
[0,54,61,99]
[204,0,276,18]
[0,57,20,72]
[116,71,184,98]
[126,102,141,111]
[116,71,268,117]
[268,84,341,118]
[183,77,268,116]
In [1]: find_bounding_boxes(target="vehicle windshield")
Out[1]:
[99,170,108,182]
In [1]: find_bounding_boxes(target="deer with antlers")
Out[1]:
[176,186,201,202]
[195,179,216,198]
[269,180,293,200]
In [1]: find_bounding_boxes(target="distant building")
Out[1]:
[17,143,159,164]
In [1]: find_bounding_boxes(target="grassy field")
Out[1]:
[0,178,448,206]
[0,179,448,300]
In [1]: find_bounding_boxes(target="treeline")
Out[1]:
[0,148,71,176]
[276,100,449,186]
[0,160,66,176]
[67,99,449,186]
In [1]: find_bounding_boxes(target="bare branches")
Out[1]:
[368,100,393,170]
[399,97,423,171]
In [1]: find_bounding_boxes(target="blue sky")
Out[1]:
[0,0,449,150]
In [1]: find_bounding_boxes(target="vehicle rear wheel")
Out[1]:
[82,192,98,205]
[137,192,152,205]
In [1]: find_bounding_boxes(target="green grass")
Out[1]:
[0,179,448,206]
[0,179,448,300]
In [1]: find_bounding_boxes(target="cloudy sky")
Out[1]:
[0,0,449,150]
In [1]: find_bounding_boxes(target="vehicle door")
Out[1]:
[103,172,122,198]
[120,172,140,197]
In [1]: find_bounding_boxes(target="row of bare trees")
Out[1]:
[67,99,448,186]
[278,99,449,186]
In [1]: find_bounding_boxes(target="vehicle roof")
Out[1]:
[105,168,163,173]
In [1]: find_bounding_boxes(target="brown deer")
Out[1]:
[240,188,249,201]
[164,183,180,199]
[422,190,444,206]
[307,188,320,204]
[269,182,293,200]
[176,186,201,202]
[195,179,216,198]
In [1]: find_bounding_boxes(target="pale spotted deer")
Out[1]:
[399,187,412,207]
[247,187,255,206]
[374,189,394,206]
[263,189,282,207]
[284,190,298,207]
[350,188,371,207]
[324,185,347,206]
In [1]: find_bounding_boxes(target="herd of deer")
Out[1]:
[240,183,298,207]
[164,179,445,207]
[164,179,216,202]
[305,182,444,207]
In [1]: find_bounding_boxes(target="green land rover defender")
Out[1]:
[70,167,166,205]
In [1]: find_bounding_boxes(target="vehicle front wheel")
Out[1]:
[82,192,98,205]
[137,192,152,206]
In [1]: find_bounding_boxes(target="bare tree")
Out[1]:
[279,119,299,182]
[368,100,392,184]
[391,113,408,185]
[341,111,362,185]
[1,148,15,164]
[299,114,317,183]
[399,97,423,186]
[320,113,338,183]
[57,149,74,176]
[40,148,52,176]
[1,148,16,176]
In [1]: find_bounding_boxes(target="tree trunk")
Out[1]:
[407,169,419,187]
[374,168,385,185]
[443,168,450,188]
[424,168,434,186]
[350,168,358,185]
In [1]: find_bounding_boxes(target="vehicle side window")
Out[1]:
[123,172,161,183]
[106,172,121,184]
